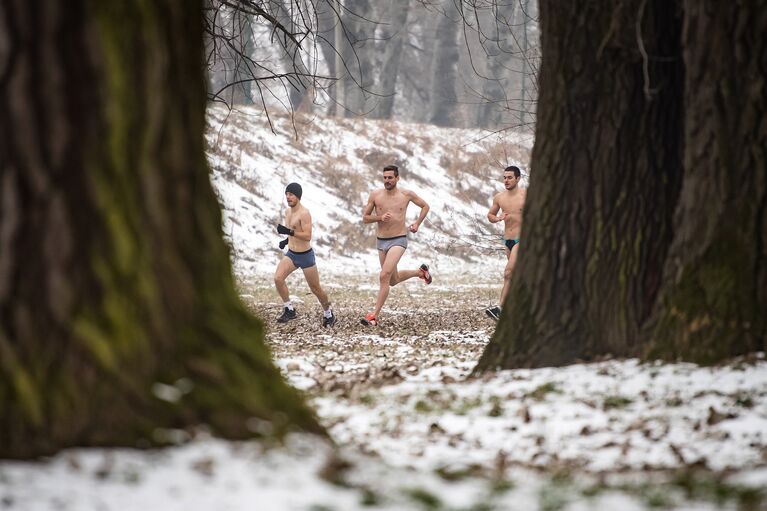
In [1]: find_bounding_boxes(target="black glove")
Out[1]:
[277,223,294,236]
[279,238,289,249]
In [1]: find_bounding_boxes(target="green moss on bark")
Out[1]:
[0,0,323,459]
[645,233,764,363]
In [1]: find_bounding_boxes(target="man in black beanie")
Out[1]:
[284,182,302,200]
[274,182,336,326]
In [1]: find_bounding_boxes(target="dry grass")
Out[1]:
[328,169,367,207]
[317,212,375,254]
[356,148,404,174]
[442,143,520,180]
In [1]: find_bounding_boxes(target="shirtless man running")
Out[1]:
[273,182,336,327]
[361,165,432,326]
[485,166,526,321]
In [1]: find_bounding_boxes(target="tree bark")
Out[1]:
[474,1,516,128]
[315,0,339,115]
[371,0,411,119]
[340,0,376,117]
[273,0,312,110]
[476,0,685,369]
[231,10,256,105]
[428,2,460,126]
[400,4,435,123]
[645,1,767,362]
[0,0,322,459]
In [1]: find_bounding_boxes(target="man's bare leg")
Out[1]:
[500,244,520,305]
[373,246,407,317]
[389,267,420,286]
[274,256,298,302]
[379,250,422,287]
[302,265,331,310]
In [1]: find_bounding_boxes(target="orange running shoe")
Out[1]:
[360,312,378,326]
[418,263,432,284]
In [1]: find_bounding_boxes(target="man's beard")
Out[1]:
[384,182,394,190]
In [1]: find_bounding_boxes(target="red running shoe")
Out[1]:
[361,312,378,326]
[418,264,432,284]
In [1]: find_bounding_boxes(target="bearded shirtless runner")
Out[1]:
[361,165,432,326]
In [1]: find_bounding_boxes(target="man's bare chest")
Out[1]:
[286,211,302,229]
[376,195,409,213]
[499,195,523,214]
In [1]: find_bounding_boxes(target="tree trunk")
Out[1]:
[371,0,411,119]
[428,2,460,126]
[273,0,311,110]
[400,4,435,123]
[645,1,767,362]
[340,0,376,117]
[476,1,685,369]
[474,1,516,128]
[0,0,322,459]
[231,10,256,105]
[315,0,339,115]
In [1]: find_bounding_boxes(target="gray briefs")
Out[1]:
[377,235,408,252]
[285,248,316,269]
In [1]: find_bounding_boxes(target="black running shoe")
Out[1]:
[277,307,297,323]
[322,312,337,327]
[485,306,501,321]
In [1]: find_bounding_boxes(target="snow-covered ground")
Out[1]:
[5,346,766,510]
[3,110,766,510]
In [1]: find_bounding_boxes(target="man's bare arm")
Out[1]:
[408,191,430,232]
[487,196,507,223]
[363,193,386,224]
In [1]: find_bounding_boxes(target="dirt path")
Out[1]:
[242,273,499,394]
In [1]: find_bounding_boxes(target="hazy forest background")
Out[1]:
[205,0,540,131]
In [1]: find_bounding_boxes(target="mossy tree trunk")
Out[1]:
[477,0,766,371]
[0,0,322,459]
[477,0,684,369]
[645,1,767,362]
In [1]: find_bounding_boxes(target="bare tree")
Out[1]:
[371,0,412,119]
[204,0,541,129]
[336,0,378,116]
[205,0,385,119]
[205,0,334,113]
[428,1,460,126]
[457,0,541,130]
[315,0,342,114]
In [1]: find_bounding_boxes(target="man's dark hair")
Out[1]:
[504,165,521,178]
[383,164,399,177]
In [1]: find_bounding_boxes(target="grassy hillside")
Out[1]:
[205,106,532,277]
